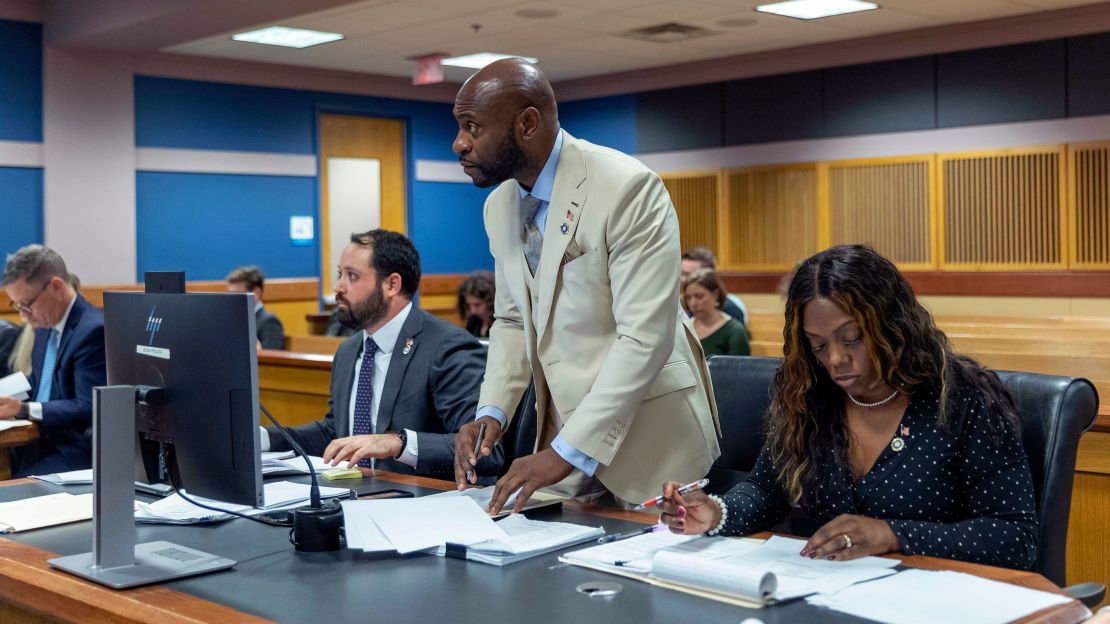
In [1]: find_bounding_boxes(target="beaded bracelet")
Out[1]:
[706,494,728,536]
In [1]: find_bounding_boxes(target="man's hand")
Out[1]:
[323,434,403,469]
[486,448,574,515]
[453,416,502,489]
[802,514,900,561]
[0,397,21,420]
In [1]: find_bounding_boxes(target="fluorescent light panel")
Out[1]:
[232,26,344,49]
[441,53,539,69]
[756,0,878,20]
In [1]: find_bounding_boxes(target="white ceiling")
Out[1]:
[165,0,1107,83]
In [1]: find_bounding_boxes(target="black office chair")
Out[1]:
[704,355,779,495]
[995,370,1105,606]
[496,381,539,476]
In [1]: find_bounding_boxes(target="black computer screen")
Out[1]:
[103,291,263,507]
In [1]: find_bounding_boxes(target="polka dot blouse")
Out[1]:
[716,387,1039,570]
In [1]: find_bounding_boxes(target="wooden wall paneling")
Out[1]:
[723,164,818,271]
[661,171,721,255]
[1070,143,1110,269]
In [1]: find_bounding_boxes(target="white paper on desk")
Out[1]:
[361,496,508,554]
[31,468,93,485]
[754,535,899,597]
[340,500,394,552]
[435,513,605,565]
[0,492,93,532]
[261,452,331,475]
[135,481,349,523]
[806,569,1073,624]
[0,372,31,401]
[0,419,33,432]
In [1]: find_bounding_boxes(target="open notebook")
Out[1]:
[560,533,899,608]
[0,492,93,533]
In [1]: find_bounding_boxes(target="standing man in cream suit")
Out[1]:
[452,58,720,513]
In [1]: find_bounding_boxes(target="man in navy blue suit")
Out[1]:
[0,245,105,476]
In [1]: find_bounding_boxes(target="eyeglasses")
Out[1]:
[9,280,51,314]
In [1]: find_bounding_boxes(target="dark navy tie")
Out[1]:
[352,336,380,467]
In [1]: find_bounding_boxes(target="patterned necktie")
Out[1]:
[520,194,544,277]
[35,329,60,403]
[351,336,380,467]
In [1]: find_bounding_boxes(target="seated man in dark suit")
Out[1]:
[0,245,106,476]
[263,229,497,479]
[226,265,285,349]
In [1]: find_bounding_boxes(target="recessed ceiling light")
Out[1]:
[441,53,539,69]
[756,0,878,20]
[515,8,561,19]
[231,26,344,49]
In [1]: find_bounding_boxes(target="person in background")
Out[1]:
[657,245,1038,571]
[457,270,495,338]
[226,266,284,349]
[0,245,106,476]
[0,320,19,378]
[683,268,750,357]
[681,246,747,327]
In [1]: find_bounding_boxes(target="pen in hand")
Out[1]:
[633,478,709,511]
[465,422,487,483]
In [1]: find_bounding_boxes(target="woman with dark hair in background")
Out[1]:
[657,244,1037,570]
[457,270,495,338]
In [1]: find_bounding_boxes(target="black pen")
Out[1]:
[596,523,665,544]
[465,422,486,483]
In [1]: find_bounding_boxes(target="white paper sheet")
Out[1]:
[0,419,34,432]
[0,372,31,400]
[340,500,396,552]
[806,569,1073,624]
[359,496,508,554]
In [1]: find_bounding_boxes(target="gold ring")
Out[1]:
[842,534,853,549]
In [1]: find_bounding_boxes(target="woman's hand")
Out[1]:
[658,480,720,535]
[803,514,900,561]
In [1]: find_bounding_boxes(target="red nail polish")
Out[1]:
[800,548,807,556]
[678,507,686,517]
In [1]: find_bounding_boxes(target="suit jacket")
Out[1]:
[255,306,285,349]
[479,130,721,504]
[27,296,106,470]
[269,308,495,479]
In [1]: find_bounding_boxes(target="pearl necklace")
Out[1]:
[847,388,900,408]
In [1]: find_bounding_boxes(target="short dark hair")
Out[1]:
[2,244,69,287]
[350,229,421,298]
[681,246,717,269]
[457,270,495,320]
[226,266,265,292]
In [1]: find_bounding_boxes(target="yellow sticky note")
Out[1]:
[321,467,363,480]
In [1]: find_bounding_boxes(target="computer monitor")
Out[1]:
[104,290,263,507]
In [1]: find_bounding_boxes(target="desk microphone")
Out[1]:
[260,404,343,552]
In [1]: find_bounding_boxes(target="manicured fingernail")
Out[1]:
[800,548,807,556]
[826,555,835,560]
[677,507,686,517]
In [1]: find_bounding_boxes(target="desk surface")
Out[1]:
[0,472,1090,624]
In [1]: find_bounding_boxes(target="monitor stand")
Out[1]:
[49,385,236,589]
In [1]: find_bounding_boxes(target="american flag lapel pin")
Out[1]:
[566,210,574,221]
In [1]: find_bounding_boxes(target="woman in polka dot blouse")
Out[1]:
[658,244,1038,570]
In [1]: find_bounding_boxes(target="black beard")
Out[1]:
[467,132,530,188]
[334,285,388,330]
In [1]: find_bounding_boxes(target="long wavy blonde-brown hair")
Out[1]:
[767,245,1018,504]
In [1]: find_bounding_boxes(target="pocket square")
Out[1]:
[562,239,586,265]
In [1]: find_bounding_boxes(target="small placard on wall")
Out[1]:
[290,216,314,247]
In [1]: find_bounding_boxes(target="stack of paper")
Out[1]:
[428,485,564,517]
[341,495,602,565]
[806,569,1073,624]
[135,481,349,524]
[0,372,31,401]
[0,492,93,532]
[561,533,899,607]
[261,451,332,476]
[32,469,94,486]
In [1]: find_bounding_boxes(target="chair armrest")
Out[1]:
[1064,581,1106,608]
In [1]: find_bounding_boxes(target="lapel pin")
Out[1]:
[560,223,569,235]
[566,210,574,222]
[402,338,414,355]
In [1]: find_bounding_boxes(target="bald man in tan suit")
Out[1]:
[452,58,720,513]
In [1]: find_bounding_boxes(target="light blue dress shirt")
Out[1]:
[476,133,598,476]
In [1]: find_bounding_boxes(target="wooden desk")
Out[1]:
[0,423,38,481]
[0,472,1088,624]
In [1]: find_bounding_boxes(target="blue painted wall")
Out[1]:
[559,94,637,155]
[0,20,44,254]
[0,167,43,252]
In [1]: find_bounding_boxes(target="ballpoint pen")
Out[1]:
[633,478,709,511]
[596,524,666,544]
[465,422,487,483]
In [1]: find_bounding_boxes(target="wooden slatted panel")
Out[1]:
[829,159,933,268]
[724,166,817,270]
[661,173,719,253]
[941,149,1065,270]
[1071,144,1110,268]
